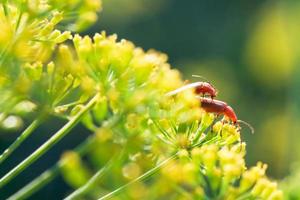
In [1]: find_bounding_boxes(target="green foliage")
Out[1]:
[0,0,283,199]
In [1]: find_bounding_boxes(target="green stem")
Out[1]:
[0,117,43,165]
[0,94,99,189]
[15,11,23,33]
[172,184,194,200]
[8,115,120,199]
[191,135,220,148]
[64,157,115,200]
[236,192,253,200]
[98,153,178,200]
[2,0,8,16]
[7,136,95,200]
[202,173,215,198]
[9,164,60,200]
[192,123,209,145]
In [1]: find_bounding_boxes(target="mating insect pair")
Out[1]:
[166,81,254,133]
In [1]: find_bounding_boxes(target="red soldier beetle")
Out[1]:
[199,97,254,134]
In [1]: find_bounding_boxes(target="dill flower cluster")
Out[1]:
[0,0,283,199]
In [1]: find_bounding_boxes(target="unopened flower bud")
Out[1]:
[261,182,277,199]
[251,178,269,196]
[54,31,72,43]
[267,190,283,200]
[40,22,54,37]
[122,162,141,180]
[50,11,63,25]
[213,121,223,134]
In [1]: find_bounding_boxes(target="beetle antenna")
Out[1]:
[192,74,210,83]
[192,75,217,92]
[166,82,204,96]
[237,120,254,134]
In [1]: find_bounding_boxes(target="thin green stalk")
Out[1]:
[64,157,115,200]
[7,136,95,200]
[0,117,43,165]
[9,163,60,200]
[0,94,99,189]
[98,153,178,200]
[15,11,23,33]
[2,0,8,16]
[152,119,175,141]
[192,123,209,145]
[172,183,194,200]
[53,78,75,106]
[191,135,220,148]
[8,114,121,200]
[236,192,253,200]
[202,173,215,198]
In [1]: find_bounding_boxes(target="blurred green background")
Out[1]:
[1,0,300,199]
